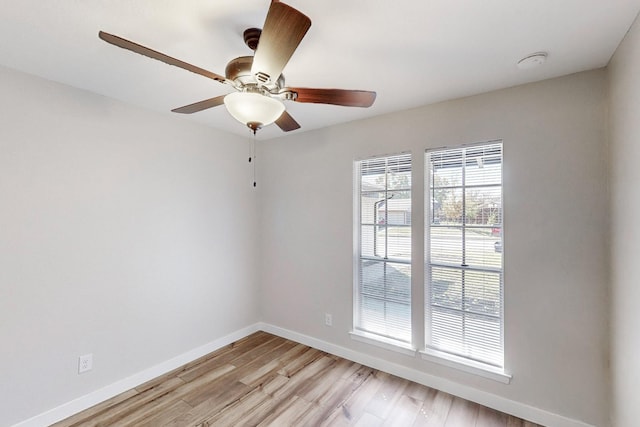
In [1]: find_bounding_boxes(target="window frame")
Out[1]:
[352,152,413,349]
[424,141,505,372]
[350,142,510,382]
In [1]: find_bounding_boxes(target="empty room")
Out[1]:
[2,1,640,426]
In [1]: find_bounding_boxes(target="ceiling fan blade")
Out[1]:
[98,31,227,84]
[171,95,227,114]
[289,88,376,107]
[251,2,311,85]
[275,111,301,132]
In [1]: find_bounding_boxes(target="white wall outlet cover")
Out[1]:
[324,313,333,326]
[78,354,93,374]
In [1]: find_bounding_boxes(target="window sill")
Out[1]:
[420,349,511,384]
[349,331,417,356]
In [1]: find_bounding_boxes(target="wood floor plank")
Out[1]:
[476,405,508,427]
[444,396,480,427]
[260,372,290,396]
[177,333,283,383]
[319,408,353,427]
[382,393,423,426]
[321,369,384,426]
[413,389,454,427]
[364,372,411,420]
[250,354,354,425]
[354,412,385,426]
[304,377,363,424]
[298,358,358,404]
[134,399,192,427]
[224,389,284,427]
[405,381,435,402]
[54,332,540,427]
[201,388,273,426]
[293,401,331,426]
[162,381,252,427]
[270,355,337,401]
[239,358,284,387]
[68,377,185,427]
[507,416,542,427]
[290,378,352,427]
[226,336,291,368]
[109,394,191,427]
[182,340,298,408]
[238,342,310,388]
[277,346,326,378]
[239,359,337,426]
[169,363,237,407]
[241,356,341,426]
[139,331,275,391]
[257,395,313,427]
[50,389,140,427]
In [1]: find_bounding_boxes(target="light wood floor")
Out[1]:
[54,332,542,427]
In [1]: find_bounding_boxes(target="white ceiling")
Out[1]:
[1,0,639,140]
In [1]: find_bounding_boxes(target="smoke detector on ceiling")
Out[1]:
[517,52,548,69]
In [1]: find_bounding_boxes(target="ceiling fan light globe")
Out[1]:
[224,92,285,129]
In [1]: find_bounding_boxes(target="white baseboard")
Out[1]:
[258,322,597,427]
[14,322,596,427]
[11,324,261,427]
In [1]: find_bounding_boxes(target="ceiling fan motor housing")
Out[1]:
[225,56,284,92]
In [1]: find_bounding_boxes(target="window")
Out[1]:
[354,153,412,345]
[425,142,504,368]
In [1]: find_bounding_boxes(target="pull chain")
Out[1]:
[249,129,257,187]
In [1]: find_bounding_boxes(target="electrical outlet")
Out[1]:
[78,353,93,374]
[324,313,333,327]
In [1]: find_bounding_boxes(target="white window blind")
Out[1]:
[355,153,412,344]
[425,142,504,367]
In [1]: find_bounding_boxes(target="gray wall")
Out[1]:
[258,70,609,426]
[609,12,640,427]
[0,65,259,426]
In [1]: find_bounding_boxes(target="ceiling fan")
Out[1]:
[99,1,376,134]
